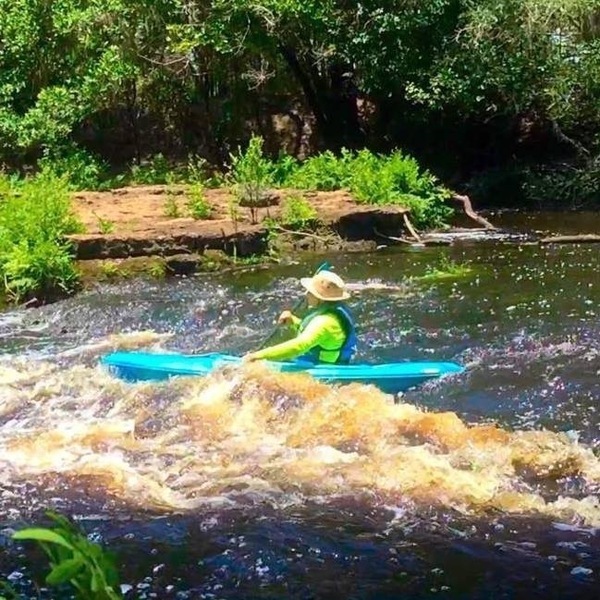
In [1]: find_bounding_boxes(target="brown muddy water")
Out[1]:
[0,212,599,598]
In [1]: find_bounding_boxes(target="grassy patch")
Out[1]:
[279,194,319,230]
[416,256,474,282]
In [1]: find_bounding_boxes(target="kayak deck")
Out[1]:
[101,352,464,394]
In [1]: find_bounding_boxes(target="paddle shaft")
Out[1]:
[256,261,331,350]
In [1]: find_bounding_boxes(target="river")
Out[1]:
[0,213,599,598]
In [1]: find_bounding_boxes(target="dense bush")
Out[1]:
[268,145,452,228]
[0,172,82,303]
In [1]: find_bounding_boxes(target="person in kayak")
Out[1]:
[244,270,357,364]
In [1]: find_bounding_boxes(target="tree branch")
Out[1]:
[450,193,497,230]
[550,119,590,158]
[403,214,422,242]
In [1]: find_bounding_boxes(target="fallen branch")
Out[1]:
[271,224,342,243]
[550,119,590,158]
[373,227,415,245]
[540,234,600,244]
[450,193,497,230]
[403,214,422,242]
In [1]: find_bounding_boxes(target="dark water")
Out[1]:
[1,214,599,599]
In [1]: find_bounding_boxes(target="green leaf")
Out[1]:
[90,570,100,592]
[46,557,84,585]
[13,528,75,550]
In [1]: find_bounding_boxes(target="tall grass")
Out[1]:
[0,171,82,303]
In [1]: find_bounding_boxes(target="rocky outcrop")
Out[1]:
[69,224,268,260]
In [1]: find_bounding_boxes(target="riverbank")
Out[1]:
[69,185,412,259]
[67,185,416,281]
[0,143,469,307]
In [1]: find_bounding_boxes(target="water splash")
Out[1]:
[1,336,599,527]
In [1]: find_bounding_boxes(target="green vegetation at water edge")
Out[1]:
[279,194,319,230]
[225,137,453,229]
[0,172,82,304]
[271,147,453,229]
[415,257,474,282]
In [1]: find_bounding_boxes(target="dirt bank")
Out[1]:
[68,185,410,260]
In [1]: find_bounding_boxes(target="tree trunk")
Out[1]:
[278,44,364,150]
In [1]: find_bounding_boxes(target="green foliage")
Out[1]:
[163,188,182,218]
[279,194,318,229]
[38,144,109,191]
[130,154,173,185]
[146,260,167,278]
[278,150,353,191]
[0,172,82,302]
[228,194,242,231]
[523,164,600,209]
[186,183,212,219]
[12,512,122,600]
[272,145,452,228]
[2,0,599,207]
[417,255,473,282]
[100,261,127,279]
[229,135,273,223]
[94,213,115,234]
[269,154,300,186]
[186,155,209,185]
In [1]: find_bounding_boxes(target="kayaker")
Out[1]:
[244,270,357,364]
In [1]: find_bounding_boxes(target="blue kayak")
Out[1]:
[101,352,464,394]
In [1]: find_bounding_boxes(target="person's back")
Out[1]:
[244,271,356,365]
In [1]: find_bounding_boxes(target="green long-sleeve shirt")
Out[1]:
[252,309,346,363]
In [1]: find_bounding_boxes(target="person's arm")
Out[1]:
[247,315,330,362]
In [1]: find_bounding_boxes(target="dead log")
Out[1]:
[373,227,414,245]
[451,193,497,230]
[540,234,600,244]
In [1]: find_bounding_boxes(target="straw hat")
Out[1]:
[300,270,350,302]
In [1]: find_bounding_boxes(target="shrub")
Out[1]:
[267,145,452,229]
[347,149,452,228]
[281,149,353,191]
[269,153,300,186]
[38,144,109,191]
[229,135,273,223]
[280,194,318,229]
[523,165,600,209]
[129,153,173,185]
[0,172,82,302]
[186,183,212,219]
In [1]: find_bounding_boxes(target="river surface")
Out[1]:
[1,213,599,598]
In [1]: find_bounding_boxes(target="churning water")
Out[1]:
[1,231,599,598]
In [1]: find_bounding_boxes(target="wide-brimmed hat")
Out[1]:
[300,271,350,302]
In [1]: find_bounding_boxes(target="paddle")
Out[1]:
[256,261,332,350]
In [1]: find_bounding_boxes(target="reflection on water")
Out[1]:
[1,235,599,597]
